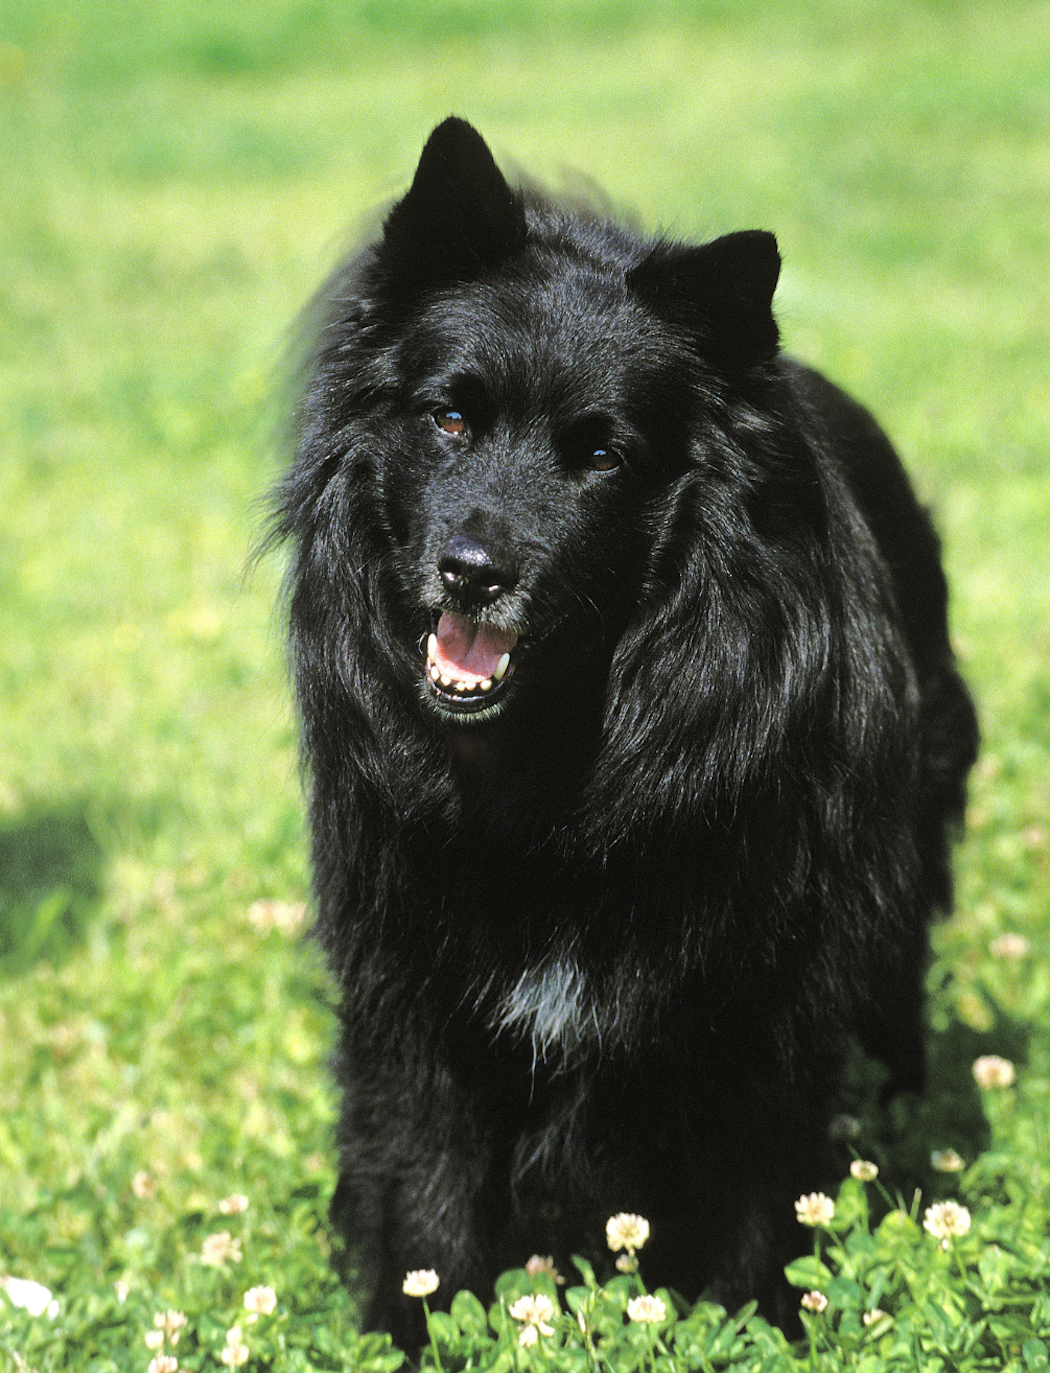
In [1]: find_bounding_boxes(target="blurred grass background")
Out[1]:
[1,0,1049,1356]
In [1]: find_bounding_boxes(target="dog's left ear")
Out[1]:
[628,230,781,369]
[380,117,528,289]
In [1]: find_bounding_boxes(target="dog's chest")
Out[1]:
[494,957,594,1060]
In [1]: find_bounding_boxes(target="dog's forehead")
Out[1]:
[414,260,665,402]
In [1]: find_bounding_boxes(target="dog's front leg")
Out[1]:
[329,1036,499,1356]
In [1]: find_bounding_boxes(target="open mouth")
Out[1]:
[425,610,520,716]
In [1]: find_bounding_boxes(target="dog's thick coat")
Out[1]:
[273,119,977,1348]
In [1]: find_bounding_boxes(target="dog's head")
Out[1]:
[283,119,787,732]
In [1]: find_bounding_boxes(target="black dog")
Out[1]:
[271,118,977,1348]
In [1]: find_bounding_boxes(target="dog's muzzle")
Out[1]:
[425,610,519,717]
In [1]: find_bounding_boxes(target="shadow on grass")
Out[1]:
[0,803,105,975]
[836,1012,1030,1207]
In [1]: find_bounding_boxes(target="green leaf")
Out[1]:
[484,1351,514,1373]
[494,1269,530,1301]
[359,1353,407,1373]
[685,1299,728,1328]
[1024,1339,1050,1370]
[565,1286,590,1314]
[425,1311,459,1348]
[1033,1293,1050,1331]
[875,1210,922,1245]
[784,1256,834,1289]
[605,1344,642,1373]
[602,1276,635,1309]
[705,1317,747,1360]
[450,1289,490,1339]
[557,1347,592,1373]
[833,1175,870,1230]
[827,1275,865,1309]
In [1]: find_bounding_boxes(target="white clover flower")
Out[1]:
[220,1326,250,1367]
[990,933,1030,960]
[863,1308,890,1326]
[402,1269,439,1298]
[923,1200,972,1244]
[244,1285,278,1317]
[525,1255,563,1284]
[248,899,306,935]
[518,1323,539,1347]
[931,1148,965,1173]
[972,1055,1015,1089]
[0,1277,59,1319]
[615,1253,638,1273]
[794,1192,835,1227]
[219,1193,250,1215]
[132,1170,157,1199]
[605,1212,650,1254]
[145,1330,166,1351]
[850,1160,879,1182]
[800,1290,827,1313]
[155,1310,188,1344]
[148,1358,179,1373]
[626,1294,667,1324]
[509,1293,556,1335]
[114,1280,131,1304]
[200,1231,243,1267]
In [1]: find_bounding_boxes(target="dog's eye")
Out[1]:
[586,448,620,472]
[433,408,468,438]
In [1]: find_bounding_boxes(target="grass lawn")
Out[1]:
[1,1,1049,1367]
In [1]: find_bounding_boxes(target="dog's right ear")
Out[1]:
[379,118,528,290]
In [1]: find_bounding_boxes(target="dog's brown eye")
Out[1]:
[587,448,619,472]
[433,408,467,438]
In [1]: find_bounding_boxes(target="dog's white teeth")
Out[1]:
[427,638,513,697]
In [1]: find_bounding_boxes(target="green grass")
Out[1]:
[2,1,1049,1367]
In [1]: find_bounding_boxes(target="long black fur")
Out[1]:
[270,118,978,1349]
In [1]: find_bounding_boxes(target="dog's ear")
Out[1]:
[627,231,781,369]
[380,118,528,289]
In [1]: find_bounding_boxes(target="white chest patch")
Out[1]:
[496,958,592,1061]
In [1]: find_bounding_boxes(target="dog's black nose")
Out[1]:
[438,533,518,607]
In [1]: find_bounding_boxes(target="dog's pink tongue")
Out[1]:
[434,611,518,680]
